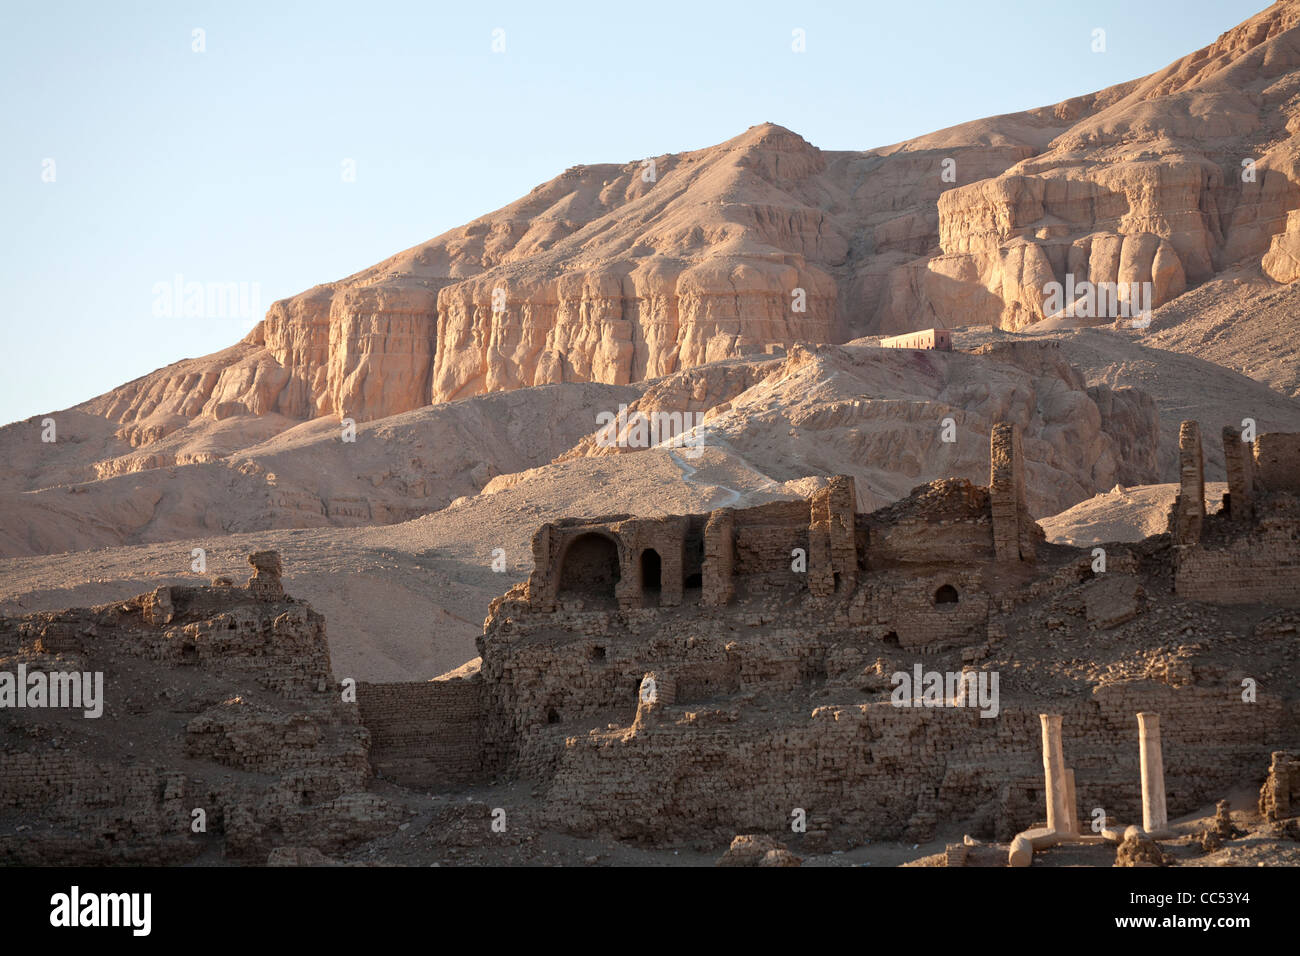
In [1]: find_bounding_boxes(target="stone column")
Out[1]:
[1138,712,1168,835]
[1064,768,1079,836]
[1040,714,1069,835]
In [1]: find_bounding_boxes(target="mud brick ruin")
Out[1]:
[1170,421,1300,603]
[4,423,1299,861]
[355,420,1299,850]
[0,553,399,864]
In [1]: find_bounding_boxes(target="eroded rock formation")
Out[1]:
[64,1,1300,443]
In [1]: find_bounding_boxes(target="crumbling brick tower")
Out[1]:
[1172,420,1206,548]
[1222,423,1255,523]
[808,476,858,596]
[989,423,1035,564]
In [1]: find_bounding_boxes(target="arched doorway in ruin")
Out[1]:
[934,584,959,605]
[640,548,662,606]
[557,532,621,606]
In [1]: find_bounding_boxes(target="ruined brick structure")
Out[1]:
[521,424,1036,618]
[378,419,1299,847]
[356,677,483,786]
[1259,751,1300,822]
[0,553,400,864]
[7,421,1298,861]
[1170,423,1300,604]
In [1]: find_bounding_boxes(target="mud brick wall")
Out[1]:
[731,500,810,578]
[357,678,484,787]
[0,556,406,864]
[166,603,333,698]
[525,515,693,610]
[702,508,736,606]
[674,659,742,701]
[1254,433,1300,494]
[613,516,688,609]
[543,684,1288,845]
[184,701,371,782]
[132,584,335,698]
[477,603,836,778]
[1175,536,1300,605]
[869,572,990,648]
[808,477,857,596]
[862,479,996,568]
[1222,425,1255,522]
[0,752,197,864]
[0,751,181,815]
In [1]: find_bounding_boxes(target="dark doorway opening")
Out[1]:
[557,533,620,606]
[641,549,662,606]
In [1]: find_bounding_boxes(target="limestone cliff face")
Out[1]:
[885,2,1300,330]
[78,1,1300,440]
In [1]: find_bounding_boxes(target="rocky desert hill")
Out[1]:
[63,0,1300,436]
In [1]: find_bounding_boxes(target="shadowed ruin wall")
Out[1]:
[1175,426,1300,604]
[1254,434,1300,493]
[546,684,1288,844]
[732,500,810,579]
[0,553,403,865]
[1175,534,1300,605]
[356,678,485,787]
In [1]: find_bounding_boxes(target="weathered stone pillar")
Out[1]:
[1064,768,1079,836]
[1040,714,1069,835]
[1138,712,1168,835]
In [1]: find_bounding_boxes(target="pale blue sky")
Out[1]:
[0,0,1267,425]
